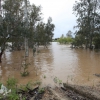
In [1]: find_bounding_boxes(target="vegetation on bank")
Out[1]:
[57,30,73,44]
[1,77,100,100]
[0,77,44,100]
[73,0,100,49]
[0,76,62,100]
[57,0,100,49]
[57,37,73,44]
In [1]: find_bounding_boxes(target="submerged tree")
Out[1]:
[0,0,55,63]
[73,0,100,49]
[35,17,55,47]
[0,0,24,62]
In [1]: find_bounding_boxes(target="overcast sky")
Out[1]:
[29,0,77,38]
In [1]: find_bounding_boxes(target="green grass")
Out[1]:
[57,37,73,44]
[6,77,17,89]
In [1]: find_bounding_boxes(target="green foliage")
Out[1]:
[6,77,19,100]
[35,17,55,46]
[73,0,100,49]
[93,34,100,49]
[19,82,33,92]
[53,77,62,85]
[33,80,42,86]
[72,35,85,47]
[43,75,46,79]
[53,77,59,83]
[59,80,62,84]
[38,88,45,93]
[26,81,33,89]
[21,71,29,77]
[21,60,30,77]
[19,85,28,91]
[57,37,73,44]
[8,91,19,100]
[6,77,17,89]
[0,0,55,62]
[1,79,44,100]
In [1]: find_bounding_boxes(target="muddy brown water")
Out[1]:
[0,42,100,87]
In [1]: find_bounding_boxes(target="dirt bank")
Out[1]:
[19,83,100,100]
[2,83,100,100]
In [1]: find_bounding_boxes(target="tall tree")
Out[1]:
[0,0,55,62]
[73,0,100,49]
[66,30,73,38]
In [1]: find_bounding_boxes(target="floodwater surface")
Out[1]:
[0,42,100,87]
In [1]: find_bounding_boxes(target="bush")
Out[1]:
[57,37,73,44]
[6,77,17,89]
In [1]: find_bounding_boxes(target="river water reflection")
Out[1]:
[0,42,100,87]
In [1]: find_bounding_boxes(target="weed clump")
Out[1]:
[21,59,30,77]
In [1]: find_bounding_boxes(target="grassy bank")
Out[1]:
[1,77,100,100]
[0,77,44,100]
[57,37,73,44]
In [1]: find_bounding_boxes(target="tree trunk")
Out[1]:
[0,49,4,63]
[0,37,9,63]
[89,36,93,49]
[0,55,2,63]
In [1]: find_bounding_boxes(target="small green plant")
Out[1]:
[20,81,33,91]
[53,77,63,85]
[19,84,27,91]
[53,77,58,83]
[33,80,42,86]
[18,81,32,92]
[26,81,33,89]
[21,59,30,77]
[21,71,29,77]
[6,77,17,89]
[43,75,46,79]
[38,88,45,93]
[0,95,3,100]
[0,78,18,100]
[8,91,19,100]
[22,97,26,100]
[59,80,62,84]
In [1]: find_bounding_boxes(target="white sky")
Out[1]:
[29,0,77,38]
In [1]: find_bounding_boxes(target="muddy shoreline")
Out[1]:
[2,83,99,100]
[41,83,100,100]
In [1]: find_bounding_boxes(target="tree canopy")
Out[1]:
[0,0,55,62]
[73,0,100,49]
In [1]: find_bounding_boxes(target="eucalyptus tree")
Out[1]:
[28,4,42,47]
[35,22,45,46]
[0,0,55,62]
[66,30,73,38]
[45,17,55,45]
[73,0,100,49]
[0,0,24,62]
[35,17,55,47]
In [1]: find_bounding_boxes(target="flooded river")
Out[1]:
[0,42,100,87]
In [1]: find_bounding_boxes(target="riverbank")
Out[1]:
[41,83,100,100]
[1,83,100,100]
